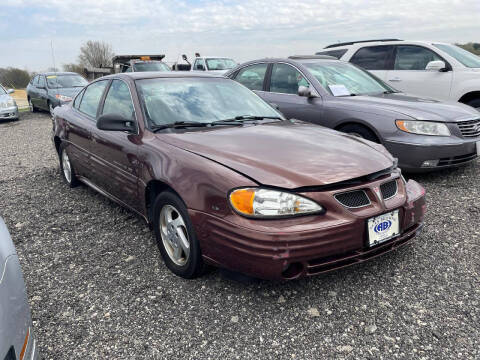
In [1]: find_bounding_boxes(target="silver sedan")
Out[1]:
[0,86,19,121]
[0,217,39,360]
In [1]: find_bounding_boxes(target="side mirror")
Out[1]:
[182,54,188,61]
[425,60,447,72]
[196,64,205,71]
[97,113,135,132]
[7,89,14,94]
[298,85,313,97]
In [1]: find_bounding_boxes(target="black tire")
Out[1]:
[338,124,380,143]
[28,97,37,112]
[153,191,205,279]
[59,143,80,188]
[465,98,480,109]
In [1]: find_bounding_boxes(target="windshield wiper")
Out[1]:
[383,90,399,94]
[220,115,284,122]
[150,120,243,132]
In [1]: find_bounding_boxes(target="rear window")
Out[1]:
[315,49,348,59]
[350,45,393,70]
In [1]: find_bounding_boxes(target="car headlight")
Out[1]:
[55,94,72,102]
[6,99,16,107]
[229,188,324,218]
[395,120,450,136]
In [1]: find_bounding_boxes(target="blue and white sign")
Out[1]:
[368,210,400,247]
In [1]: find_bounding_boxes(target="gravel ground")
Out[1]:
[1,112,479,359]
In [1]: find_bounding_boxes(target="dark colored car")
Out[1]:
[112,55,171,73]
[26,72,88,115]
[225,56,480,172]
[52,72,426,280]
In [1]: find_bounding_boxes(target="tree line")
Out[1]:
[1,41,479,89]
[1,40,114,88]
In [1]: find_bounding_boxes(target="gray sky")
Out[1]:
[1,0,479,71]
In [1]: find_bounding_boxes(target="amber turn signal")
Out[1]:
[229,188,255,215]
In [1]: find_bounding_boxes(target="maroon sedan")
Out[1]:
[52,72,426,280]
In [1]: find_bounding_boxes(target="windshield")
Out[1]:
[133,62,171,72]
[46,75,88,89]
[303,61,393,96]
[136,78,280,127]
[434,44,480,68]
[205,58,237,71]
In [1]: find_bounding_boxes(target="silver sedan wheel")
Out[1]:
[61,150,72,184]
[159,205,190,266]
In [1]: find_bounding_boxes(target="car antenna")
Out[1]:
[50,40,60,97]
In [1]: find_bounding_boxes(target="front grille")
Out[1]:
[438,152,478,166]
[457,119,480,138]
[380,180,398,200]
[335,190,370,208]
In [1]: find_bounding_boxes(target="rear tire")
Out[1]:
[338,124,380,143]
[59,143,79,188]
[153,191,205,279]
[28,97,37,112]
[465,98,480,109]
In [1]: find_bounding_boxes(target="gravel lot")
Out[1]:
[1,112,479,359]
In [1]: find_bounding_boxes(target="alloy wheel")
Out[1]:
[159,205,190,266]
[61,150,72,184]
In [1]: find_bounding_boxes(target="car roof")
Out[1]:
[103,71,226,81]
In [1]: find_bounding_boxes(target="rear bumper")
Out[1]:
[384,138,478,171]
[192,178,426,280]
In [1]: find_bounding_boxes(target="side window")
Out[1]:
[270,63,309,94]
[234,64,268,91]
[30,76,37,85]
[350,45,393,70]
[194,59,205,70]
[78,81,108,118]
[315,49,348,59]
[73,89,85,109]
[102,80,135,120]
[37,76,46,88]
[394,46,442,70]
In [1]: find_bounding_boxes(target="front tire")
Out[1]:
[153,191,205,279]
[466,98,480,109]
[338,124,380,143]
[59,144,79,188]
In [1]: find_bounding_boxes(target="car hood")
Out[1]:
[48,87,83,98]
[159,121,394,189]
[332,93,480,122]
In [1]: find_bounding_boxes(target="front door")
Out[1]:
[261,63,324,123]
[385,45,453,100]
[89,79,141,212]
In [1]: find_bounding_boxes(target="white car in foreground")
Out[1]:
[191,56,237,74]
[317,39,480,109]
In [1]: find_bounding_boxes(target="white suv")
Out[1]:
[316,39,480,109]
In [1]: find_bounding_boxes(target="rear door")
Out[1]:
[349,45,394,82]
[232,62,270,101]
[385,45,453,100]
[67,80,109,178]
[89,79,141,212]
[36,75,49,110]
[261,63,324,123]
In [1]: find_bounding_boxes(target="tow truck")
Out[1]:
[112,55,171,73]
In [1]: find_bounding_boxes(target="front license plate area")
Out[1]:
[367,210,400,247]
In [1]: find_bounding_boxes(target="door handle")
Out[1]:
[388,78,401,82]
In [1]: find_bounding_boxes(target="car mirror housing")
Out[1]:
[97,113,136,132]
[7,89,14,94]
[298,85,314,98]
[425,60,447,72]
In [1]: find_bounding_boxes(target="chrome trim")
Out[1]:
[334,189,371,209]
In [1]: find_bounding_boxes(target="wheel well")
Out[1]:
[54,136,61,154]
[334,122,381,143]
[458,91,480,104]
[145,180,178,223]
